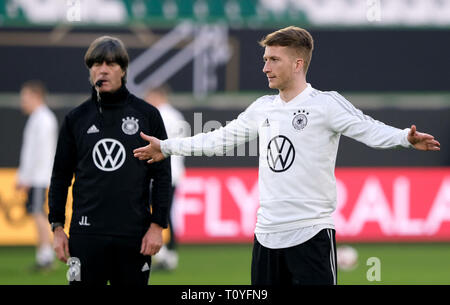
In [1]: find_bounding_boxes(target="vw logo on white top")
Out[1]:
[267,135,295,172]
[92,138,126,172]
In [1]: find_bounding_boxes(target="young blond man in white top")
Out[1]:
[133,26,440,285]
[17,80,58,270]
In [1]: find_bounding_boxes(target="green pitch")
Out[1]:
[0,243,449,285]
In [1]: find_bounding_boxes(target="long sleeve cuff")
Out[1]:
[150,207,169,229]
[401,128,414,148]
[160,139,170,158]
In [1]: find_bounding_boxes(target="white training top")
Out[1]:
[158,103,187,186]
[256,223,335,249]
[161,84,412,241]
[17,105,58,188]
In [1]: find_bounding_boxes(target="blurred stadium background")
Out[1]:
[0,0,449,285]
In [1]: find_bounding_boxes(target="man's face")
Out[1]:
[89,61,125,93]
[262,46,302,91]
[19,88,35,115]
[145,91,166,108]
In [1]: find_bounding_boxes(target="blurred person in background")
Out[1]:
[145,84,186,271]
[48,36,171,285]
[134,26,441,285]
[17,80,58,271]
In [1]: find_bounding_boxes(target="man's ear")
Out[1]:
[295,58,304,73]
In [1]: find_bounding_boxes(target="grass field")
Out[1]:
[0,243,449,285]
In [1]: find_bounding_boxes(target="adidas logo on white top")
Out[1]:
[262,118,270,127]
[87,124,100,134]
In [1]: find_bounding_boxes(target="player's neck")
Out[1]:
[28,101,44,114]
[279,80,308,103]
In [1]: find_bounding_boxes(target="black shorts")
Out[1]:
[68,234,151,286]
[25,187,47,214]
[251,228,337,285]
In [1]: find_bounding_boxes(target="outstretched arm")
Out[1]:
[326,92,441,151]
[407,125,440,151]
[134,105,259,163]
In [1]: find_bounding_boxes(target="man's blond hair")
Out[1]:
[259,26,314,74]
[21,80,47,100]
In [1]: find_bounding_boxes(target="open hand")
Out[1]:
[407,125,440,151]
[133,132,166,163]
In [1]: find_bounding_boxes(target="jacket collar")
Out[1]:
[91,84,130,108]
